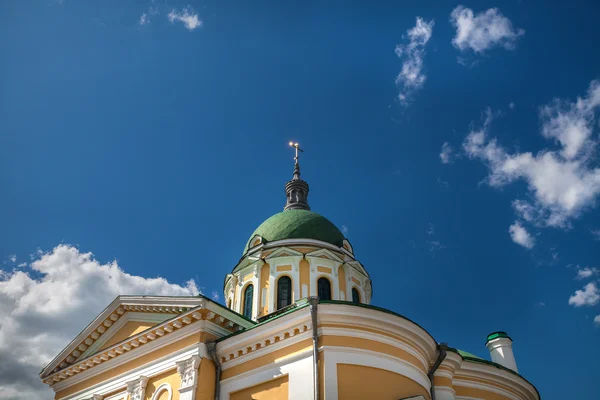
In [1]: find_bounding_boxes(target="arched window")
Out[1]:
[277,276,292,310]
[317,278,331,301]
[243,285,254,318]
[352,288,360,304]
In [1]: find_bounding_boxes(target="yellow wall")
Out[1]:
[276,265,292,272]
[55,334,204,399]
[337,364,429,400]
[454,386,512,400]
[259,263,270,317]
[317,266,332,274]
[221,339,312,380]
[299,259,310,298]
[319,336,425,373]
[99,321,157,351]
[338,266,346,300]
[196,358,216,400]
[144,369,180,400]
[230,375,289,400]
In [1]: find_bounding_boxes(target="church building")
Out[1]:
[40,144,540,400]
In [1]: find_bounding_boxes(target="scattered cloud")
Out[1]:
[440,142,454,164]
[211,291,220,301]
[450,6,524,53]
[394,17,434,105]
[426,223,435,236]
[576,267,599,280]
[428,240,446,258]
[168,7,202,31]
[139,3,159,26]
[595,315,600,325]
[437,177,450,190]
[536,301,546,307]
[341,225,349,235]
[17,262,26,268]
[7,254,16,263]
[509,221,535,249]
[463,80,600,229]
[568,282,600,307]
[591,229,600,240]
[0,244,199,399]
[509,102,515,110]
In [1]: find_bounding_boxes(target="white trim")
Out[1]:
[51,321,211,392]
[60,343,205,400]
[220,349,313,400]
[321,346,430,400]
[151,383,172,400]
[319,327,428,371]
[453,379,520,400]
[80,312,176,360]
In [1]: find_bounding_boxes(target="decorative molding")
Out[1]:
[177,355,201,390]
[126,376,148,400]
[151,383,172,400]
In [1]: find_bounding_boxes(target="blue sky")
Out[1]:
[1,0,599,398]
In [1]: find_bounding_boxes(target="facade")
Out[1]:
[40,152,540,400]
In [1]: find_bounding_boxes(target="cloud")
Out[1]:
[168,7,202,31]
[7,254,16,263]
[394,17,434,104]
[463,80,600,228]
[428,240,446,258]
[509,221,535,249]
[591,229,600,240]
[440,142,454,164]
[509,102,515,110]
[341,225,349,235]
[568,282,600,307]
[0,244,199,400]
[450,6,524,53]
[211,291,220,301]
[139,4,159,26]
[576,267,599,280]
[595,315,600,325]
[426,223,435,236]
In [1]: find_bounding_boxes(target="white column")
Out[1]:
[126,376,148,400]
[434,386,456,400]
[177,355,202,400]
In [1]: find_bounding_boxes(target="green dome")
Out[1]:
[244,209,345,254]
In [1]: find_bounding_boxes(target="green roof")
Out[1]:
[243,209,345,254]
[486,331,512,343]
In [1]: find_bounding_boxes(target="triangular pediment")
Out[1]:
[265,247,303,259]
[306,248,343,263]
[40,295,255,386]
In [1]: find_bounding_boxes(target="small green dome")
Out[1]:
[244,209,345,254]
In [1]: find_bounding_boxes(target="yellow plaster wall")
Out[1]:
[337,267,346,299]
[351,277,360,285]
[144,369,181,400]
[259,263,270,317]
[276,265,292,272]
[337,364,429,400]
[317,266,332,274]
[319,336,426,373]
[99,321,157,351]
[196,358,216,400]
[230,375,289,400]
[55,334,202,399]
[454,386,512,400]
[299,259,310,298]
[221,339,312,380]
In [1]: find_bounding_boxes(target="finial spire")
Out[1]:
[284,142,310,211]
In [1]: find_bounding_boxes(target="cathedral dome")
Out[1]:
[244,209,345,254]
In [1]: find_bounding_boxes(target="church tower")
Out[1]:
[224,143,372,320]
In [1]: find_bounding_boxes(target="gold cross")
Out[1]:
[289,142,303,162]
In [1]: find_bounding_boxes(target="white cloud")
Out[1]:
[0,244,199,399]
[139,4,159,26]
[440,142,454,164]
[450,6,524,53]
[7,255,16,263]
[394,17,434,104]
[341,225,349,235]
[463,81,600,228]
[509,221,535,249]
[568,282,600,307]
[168,7,202,31]
[576,267,599,280]
[509,102,515,110]
[595,315,600,325]
[211,291,219,301]
[591,229,600,240]
[426,223,435,236]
